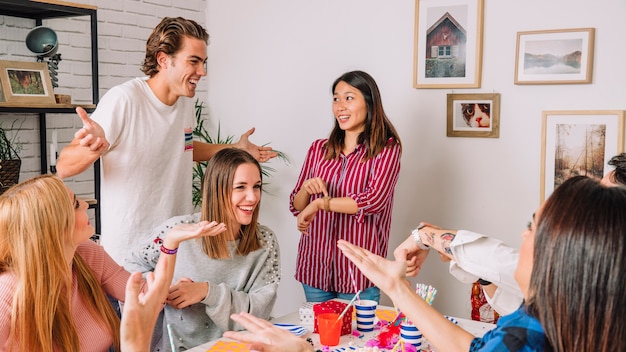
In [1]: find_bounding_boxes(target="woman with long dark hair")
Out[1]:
[289,70,401,303]
[339,176,626,351]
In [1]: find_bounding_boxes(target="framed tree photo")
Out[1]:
[413,0,484,88]
[541,110,624,201]
[515,28,595,85]
[447,93,500,138]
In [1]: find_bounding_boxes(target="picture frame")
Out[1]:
[515,28,595,85]
[413,0,484,88]
[0,60,56,105]
[447,93,500,138]
[540,110,624,202]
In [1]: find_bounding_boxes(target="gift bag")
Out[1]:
[471,281,499,324]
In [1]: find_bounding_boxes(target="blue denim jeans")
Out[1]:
[302,284,380,304]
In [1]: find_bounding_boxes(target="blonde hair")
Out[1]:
[0,175,120,351]
[200,148,262,258]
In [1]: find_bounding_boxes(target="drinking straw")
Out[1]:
[348,266,361,304]
[336,289,362,323]
[391,338,405,352]
[166,323,177,352]
[416,283,437,305]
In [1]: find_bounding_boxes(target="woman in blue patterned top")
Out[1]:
[337,175,625,351]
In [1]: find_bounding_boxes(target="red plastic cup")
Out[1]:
[317,313,341,346]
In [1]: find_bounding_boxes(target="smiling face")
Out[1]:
[230,163,262,229]
[332,81,368,134]
[157,35,207,104]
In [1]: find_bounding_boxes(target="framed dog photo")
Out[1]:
[515,28,595,85]
[0,60,56,105]
[413,0,484,88]
[541,110,624,202]
[447,93,499,138]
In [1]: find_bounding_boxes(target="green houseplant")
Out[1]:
[192,99,289,207]
[0,121,22,195]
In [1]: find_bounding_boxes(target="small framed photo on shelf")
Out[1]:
[515,28,595,85]
[446,93,500,138]
[541,110,624,201]
[413,0,484,88]
[0,60,56,105]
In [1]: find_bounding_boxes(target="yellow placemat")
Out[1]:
[351,308,397,322]
[206,340,250,351]
[376,308,398,322]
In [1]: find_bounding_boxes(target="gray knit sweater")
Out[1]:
[124,213,281,352]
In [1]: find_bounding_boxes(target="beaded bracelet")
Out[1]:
[160,244,178,255]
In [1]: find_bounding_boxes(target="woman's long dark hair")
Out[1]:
[325,70,401,161]
[526,176,626,351]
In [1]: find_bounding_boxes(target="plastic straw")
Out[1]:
[416,283,437,305]
[348,266,361,304]
[336,289,362,322]
[391,338,405,352]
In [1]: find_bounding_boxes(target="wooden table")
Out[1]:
[187,305,496,351]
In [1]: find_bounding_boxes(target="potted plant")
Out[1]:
[0,121,22,195]
[193,99,289,207]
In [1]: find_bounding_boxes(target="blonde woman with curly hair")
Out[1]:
[0,175,225,351]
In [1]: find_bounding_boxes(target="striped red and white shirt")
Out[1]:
[289,138,401,293]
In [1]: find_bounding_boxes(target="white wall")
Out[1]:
[2,0,625,321]
[205,0,626,318]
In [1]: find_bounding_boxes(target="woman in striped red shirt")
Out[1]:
[289,70,402,303]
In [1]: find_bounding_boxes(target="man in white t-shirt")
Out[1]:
[57,17,276,265]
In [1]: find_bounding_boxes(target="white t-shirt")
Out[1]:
[448,230,524,316]
[92,77,195,264]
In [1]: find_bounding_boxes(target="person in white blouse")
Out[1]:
[396,152,626,316]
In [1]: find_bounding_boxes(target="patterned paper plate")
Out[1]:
[445,315,459,325]
[273,323,307,337]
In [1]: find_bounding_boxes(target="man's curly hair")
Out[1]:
[140,17,209,77]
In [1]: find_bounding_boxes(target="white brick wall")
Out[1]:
[0,0,208,227]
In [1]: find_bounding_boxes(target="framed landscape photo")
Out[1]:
[0,60,56,105]
[413,0,484,88]
[515,28,595,85]
[447,93,499,138]
[541,110,624,202]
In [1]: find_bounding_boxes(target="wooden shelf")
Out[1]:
[0,0,96,19]
[0,0,101,234]
[0,103,96,113]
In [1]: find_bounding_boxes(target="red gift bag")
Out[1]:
[313,300,353,336]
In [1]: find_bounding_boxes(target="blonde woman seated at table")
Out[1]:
[0,175,224,352]
[339,176,626,351]
[125,148,281,351]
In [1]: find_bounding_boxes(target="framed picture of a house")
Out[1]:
[540,110,624,202]
[413,0,484,88]
[515,28,595,85]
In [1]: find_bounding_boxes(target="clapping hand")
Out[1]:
[223,312,313,352]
